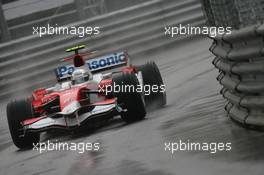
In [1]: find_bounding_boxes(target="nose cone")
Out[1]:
[59,88,80,110]
[61,101,81,114]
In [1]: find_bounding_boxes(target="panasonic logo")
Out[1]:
[56,52,127,78]
[87,52,126,70]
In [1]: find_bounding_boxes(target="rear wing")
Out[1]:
[55,51,128,82]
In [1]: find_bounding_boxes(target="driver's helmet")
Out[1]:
[71,69,90,85]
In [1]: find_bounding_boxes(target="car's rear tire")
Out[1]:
[136,61,166,107]
[7,99,40,149]
[112,73,146,123]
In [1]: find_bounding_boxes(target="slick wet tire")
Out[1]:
[7,99,40,149]
[136,61,166,107]
[112,73,146,123]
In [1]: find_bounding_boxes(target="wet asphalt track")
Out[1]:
[1,37,264,175]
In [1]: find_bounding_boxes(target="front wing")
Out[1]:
[23,103,119,132]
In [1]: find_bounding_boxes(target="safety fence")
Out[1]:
[210,24,264,126]
[0,0,205,100]
[200,0,264,29]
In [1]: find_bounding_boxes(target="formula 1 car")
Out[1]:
[6,45,166,149]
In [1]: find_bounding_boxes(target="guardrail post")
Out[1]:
[74,0,87,20]
[98,0,107,14]
[0,1,11,42]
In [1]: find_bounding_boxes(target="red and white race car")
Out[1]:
[6,45,166,149]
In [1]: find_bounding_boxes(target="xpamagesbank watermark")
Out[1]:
[164,24,232,38]
[32,24,100,37]
[164,140,232,154]
[99,82,166,96]
[33,140,100,154]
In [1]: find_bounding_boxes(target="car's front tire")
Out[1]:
[136,61,166,107]
[112,73,146,123]
[7,99,40,149]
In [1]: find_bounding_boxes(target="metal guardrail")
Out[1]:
[0,0,205,100]
[210,24,264,127]
[0,1,11,42]
[5,0,107,39]
[3,0,149,40]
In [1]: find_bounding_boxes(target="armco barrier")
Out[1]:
[5,0,148,39]
[210,24,264,127]
[0,0,205,100]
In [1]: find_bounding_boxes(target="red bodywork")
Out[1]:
[24,50,138,127]
[31,80,110,118]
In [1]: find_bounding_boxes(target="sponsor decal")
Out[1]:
[56,52,127,78]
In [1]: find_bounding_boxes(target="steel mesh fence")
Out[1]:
[201,0,264,28]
